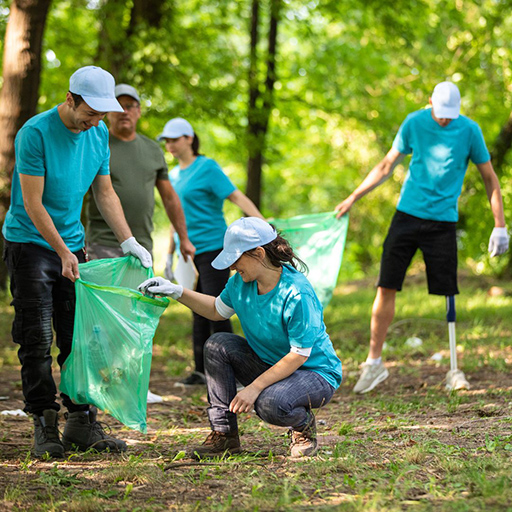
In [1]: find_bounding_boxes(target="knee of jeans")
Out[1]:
[204,333,226,356]
[255,390,294,426]
[12,299,53,346]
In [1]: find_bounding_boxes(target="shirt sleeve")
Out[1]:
[208,160,237,200]
[98,144,110,176]
[392,116,412,155]
[215,296,235,319]
[284,292,324,350]
[469,123,491,165]
[156,149,169,181]
[219,274,235,309]
[15,126,46,176]
[98,124,110,176]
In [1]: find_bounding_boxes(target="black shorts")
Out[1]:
[378,211,459,296]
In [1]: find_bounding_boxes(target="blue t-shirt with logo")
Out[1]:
[3,106,110,251]
[219,264,343,389]
[393,108,490,222]
[169,156,236,255]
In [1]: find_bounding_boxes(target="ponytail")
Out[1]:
[247,230,308,274]
[191,134,201,156]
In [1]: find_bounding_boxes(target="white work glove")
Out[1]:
[138,277,183,299]
[488,227,509,257]
[121,237,153,268]
[164,253,174,281]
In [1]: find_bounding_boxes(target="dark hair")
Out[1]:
[69,92,84,108]
[191,133,201,156]
[246,230,308,274]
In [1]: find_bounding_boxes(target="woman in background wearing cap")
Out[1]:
[158,118,264,386]
[139,217,342,458]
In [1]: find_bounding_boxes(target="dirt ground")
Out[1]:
[1,358,512,510]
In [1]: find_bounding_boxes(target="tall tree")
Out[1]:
[96,0,166,80]
[491,114,512,172]
[246,0,281,208]
[0,0,52,289]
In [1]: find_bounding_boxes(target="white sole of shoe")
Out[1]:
[357,368,390,394]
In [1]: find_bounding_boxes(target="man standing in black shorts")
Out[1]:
[335,81,508,393]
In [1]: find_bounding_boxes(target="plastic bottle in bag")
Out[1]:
[90,325,112,382]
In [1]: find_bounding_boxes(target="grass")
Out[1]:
[1,270,512,510]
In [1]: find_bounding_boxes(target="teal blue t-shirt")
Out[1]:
[3,106,110,251]
[169,156,236,255]
[219,265,343,389]
[393,108,490,222]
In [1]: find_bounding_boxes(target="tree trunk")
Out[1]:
[0,0,52,290]
[491,111,512,173]
[96,0,165,80]
[246,0,281,209]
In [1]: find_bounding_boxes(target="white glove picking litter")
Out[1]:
[488,227,509,257]
[138,277,183,299]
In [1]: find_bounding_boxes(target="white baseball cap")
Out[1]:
[212,217,277,270]
[431,81,461,119]
[157,118,194,140]
[69,66,123,112]
[115,83,141,103]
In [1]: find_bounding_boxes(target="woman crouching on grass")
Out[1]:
[138,217,342,458]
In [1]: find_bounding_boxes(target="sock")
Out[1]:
[366,356,382,366]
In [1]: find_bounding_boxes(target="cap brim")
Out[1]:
[211,249,243,270]
[157,130,192,141]
[432,105,460,119]
[82,95,124,113]
[116,92,140,102]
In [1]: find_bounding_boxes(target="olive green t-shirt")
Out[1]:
[86,133,168,252]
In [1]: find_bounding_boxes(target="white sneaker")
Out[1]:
[353,362,389,393]
[445,369,470,391]
[147,390,164,404]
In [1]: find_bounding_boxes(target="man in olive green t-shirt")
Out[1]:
[86,84,195,260]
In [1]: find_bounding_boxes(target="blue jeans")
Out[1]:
[3,240,89,415]
[204,333,335,434]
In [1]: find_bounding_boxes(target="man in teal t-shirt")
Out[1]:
[2,66,152,459]
[334,81,508,394]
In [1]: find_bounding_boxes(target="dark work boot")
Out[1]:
[191,431,241,459]
[62,408,127,452]
[32,409,65,458]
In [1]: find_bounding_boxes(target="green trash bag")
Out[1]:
[272,212,349,307]
[60,256,169,433]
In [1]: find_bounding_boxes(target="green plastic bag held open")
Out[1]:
[272,212,349,307]
[60,257,169,433]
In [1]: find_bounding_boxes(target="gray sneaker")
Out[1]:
[353,362,389,393]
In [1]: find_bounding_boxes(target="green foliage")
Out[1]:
[5,0,512,278]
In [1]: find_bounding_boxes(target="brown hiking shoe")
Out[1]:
[290,416,318,458]
[192,431,241,459]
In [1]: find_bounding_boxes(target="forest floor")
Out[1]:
[1,272,512,511]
